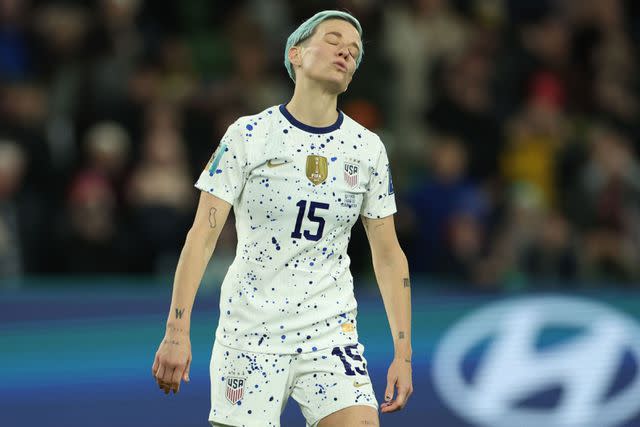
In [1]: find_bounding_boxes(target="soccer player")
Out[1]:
[152,10,412,427]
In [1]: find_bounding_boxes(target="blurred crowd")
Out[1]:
[1,0,640,290]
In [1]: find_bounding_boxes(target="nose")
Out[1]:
[337,46,350,59]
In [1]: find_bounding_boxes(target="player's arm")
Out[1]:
[152,191,232,394]
[361,214,413,412]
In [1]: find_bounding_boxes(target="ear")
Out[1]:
[288,45,302,68]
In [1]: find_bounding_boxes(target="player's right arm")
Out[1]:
[152,191,232,394]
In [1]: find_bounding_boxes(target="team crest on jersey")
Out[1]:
[225,376,246,405]
[343,161,359,188]
[306,155,328,185]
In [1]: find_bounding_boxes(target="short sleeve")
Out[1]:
[195,121,248,205]
[361,140,397,218]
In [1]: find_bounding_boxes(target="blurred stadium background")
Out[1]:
[2,0,640,426]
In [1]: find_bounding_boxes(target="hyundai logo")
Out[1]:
[433,296,640,427]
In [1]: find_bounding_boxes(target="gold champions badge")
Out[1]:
[306,155,328,185]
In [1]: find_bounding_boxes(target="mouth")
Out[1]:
[333,62,347,73]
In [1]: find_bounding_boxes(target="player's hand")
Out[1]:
[380,356,413,413]
[152,329,192,395]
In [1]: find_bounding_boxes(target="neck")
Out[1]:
[286,78,339,127]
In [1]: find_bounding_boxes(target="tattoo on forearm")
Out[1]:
[167,326,185,334]
[208,207,217,229]
[360,421,377,426]
[404,358,411,363]
[362,218,384,232]
[403,278,410,288]
[398,331,405,339]
[164,339,180,346]
[175,308,185,319]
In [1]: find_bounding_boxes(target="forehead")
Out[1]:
[313,19,361,45]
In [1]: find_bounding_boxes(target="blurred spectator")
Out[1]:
[0,82,48,128]
[0,141,26,277]
[127,108,195,274]
[68,121,133,222]
[53,173,135,274]
[83,59,162,146]
[427,40,503,183]
[500,71,568,208]
[0,83,53,194]
[519,210,579,283]
[382,0,468,154]
[83,122,131,183]
[89,0,144,107]
[592,38,639,140]
[438,211,487,284]
[32,3,91,172]
[480,182,548,290]
[208,9,289,113]
[495,4,571,115]
[569,126,640,281]
[404,135,489,277]
[0,0,32,81]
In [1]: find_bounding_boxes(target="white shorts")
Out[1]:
[208,340,378,427]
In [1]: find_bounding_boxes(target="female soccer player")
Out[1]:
[152,10,412,426]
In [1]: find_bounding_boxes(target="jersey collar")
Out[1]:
[279,104,343,134]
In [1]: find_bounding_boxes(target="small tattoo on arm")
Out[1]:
[208,207,217,229]
[398,331,405,339]
[403,278,410,288]
[404,358,411,363]
[360,421,377,426]
[362,217,384,232]
[164,339,180,346]
[175,308,185,319]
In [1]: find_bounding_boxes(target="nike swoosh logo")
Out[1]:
[353,381,370,388]
[267,159,288,168]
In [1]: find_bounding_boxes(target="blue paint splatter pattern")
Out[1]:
[209,341,377,426]
[195,106,396,354]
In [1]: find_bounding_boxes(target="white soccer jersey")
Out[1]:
[195,104,396,354]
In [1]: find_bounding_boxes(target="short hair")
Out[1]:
[284,10,364,82]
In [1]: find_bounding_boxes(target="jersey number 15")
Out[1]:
[291,200,329,241]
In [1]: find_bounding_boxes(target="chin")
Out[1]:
[304,67,351,93]
[323,76,350,94]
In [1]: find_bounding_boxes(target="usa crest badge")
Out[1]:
[306,155,328,185]
[344,161,359,188]
[225,376,246,405]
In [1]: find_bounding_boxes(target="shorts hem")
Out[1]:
[306,402,379,427]
[209,415,268,427]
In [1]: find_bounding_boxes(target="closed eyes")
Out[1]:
[324,33,360,59]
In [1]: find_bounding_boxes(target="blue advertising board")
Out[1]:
[2,280,640,426]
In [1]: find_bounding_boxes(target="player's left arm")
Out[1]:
[361,214,413,413]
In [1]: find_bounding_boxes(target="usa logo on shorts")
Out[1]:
[225,377,245,404]
[344,162,359,188]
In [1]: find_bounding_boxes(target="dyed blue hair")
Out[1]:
[284,10,363,82]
